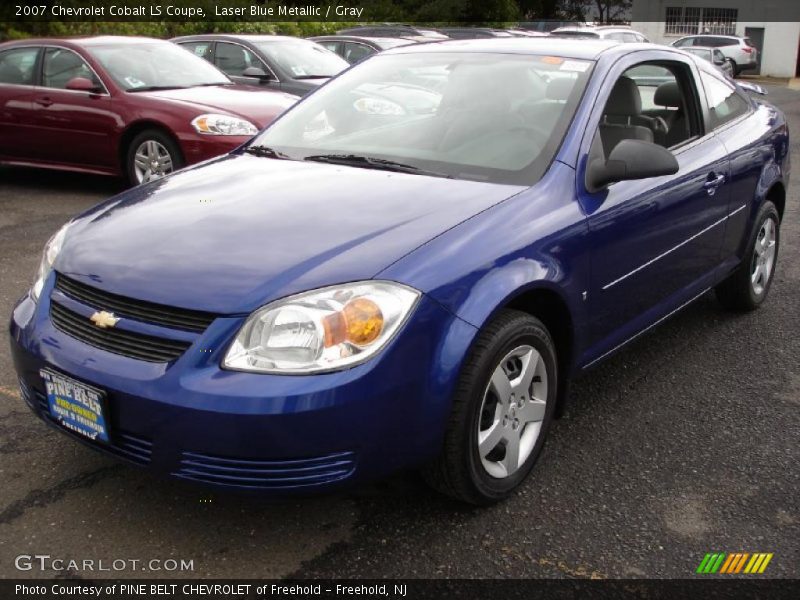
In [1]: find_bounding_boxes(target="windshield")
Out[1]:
[254,41,348,78]
[249,52,592,185]
[88,41,230,91]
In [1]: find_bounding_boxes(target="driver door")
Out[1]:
[580,57,731,355]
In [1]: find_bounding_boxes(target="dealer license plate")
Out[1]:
[41,369,109,443]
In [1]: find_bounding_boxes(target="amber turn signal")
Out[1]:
[322,298,384,348]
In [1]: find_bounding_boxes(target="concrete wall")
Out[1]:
[631,1,800,77]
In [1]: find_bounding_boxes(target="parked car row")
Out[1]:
[0,26,759,187]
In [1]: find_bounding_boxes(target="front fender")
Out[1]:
[379,162,590,373]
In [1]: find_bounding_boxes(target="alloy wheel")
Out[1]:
[477,345,548,479]
[133,140,174,184]
[751,217,777,296]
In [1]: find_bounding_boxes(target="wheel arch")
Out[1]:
[765,180,786,222]
[447,280,578,420]
[118,120,183,174]
[503,286,576,418]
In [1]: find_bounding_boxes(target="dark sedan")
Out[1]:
[309,35,415,64]
[171,34,349,96]
[0,36,298,185]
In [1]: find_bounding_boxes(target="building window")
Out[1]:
[665,7,737,36]
[665,6,700,35]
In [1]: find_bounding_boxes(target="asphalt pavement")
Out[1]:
[0,86,798,580]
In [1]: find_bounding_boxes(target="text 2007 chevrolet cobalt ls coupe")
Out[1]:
[10,39,788,504]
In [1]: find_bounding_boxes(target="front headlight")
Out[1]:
[223,281,420,374]
[31,222,70,302]
[191,113,258,136]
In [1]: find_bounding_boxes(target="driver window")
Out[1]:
[214,43,262,78]
[597,62,701,158]
[42,48,102,90]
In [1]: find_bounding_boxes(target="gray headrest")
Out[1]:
[654,81,682,107]
[605,76,641,116]
[546,77,575,100]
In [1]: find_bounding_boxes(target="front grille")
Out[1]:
[55,273,216,333]
[174,450,357,489]
[35,390,153,465]
[50,301,190,363]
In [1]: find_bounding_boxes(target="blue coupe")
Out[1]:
[10,39,789,504]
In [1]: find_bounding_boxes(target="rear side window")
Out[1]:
[343,42,373,64]
[317,41,342,56]
[709,37,735,48]
[179,41,212,61]
[0,47,39,85]
[699,70,750,129]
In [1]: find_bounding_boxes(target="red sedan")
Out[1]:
[0,36,299,185]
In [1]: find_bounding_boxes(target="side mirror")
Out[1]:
[65,77,101,93]
[242,66,272,81]
[586,139,679,193]
[738,81,767,95]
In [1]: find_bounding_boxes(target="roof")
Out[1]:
[384,37,619,60]
[309,35,412,45]
[553,26,632,34]
[24,36,167,47]
[172,34,314,44]
[675,33,741,39]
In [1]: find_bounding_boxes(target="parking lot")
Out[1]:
[0,84,798,580]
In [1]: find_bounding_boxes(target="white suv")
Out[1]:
[670,35,758,76]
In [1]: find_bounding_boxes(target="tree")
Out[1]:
[560,0,632,22]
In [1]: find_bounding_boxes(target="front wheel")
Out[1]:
[125,129,184,186]
[422,309,557,505]
[715,201,780,310]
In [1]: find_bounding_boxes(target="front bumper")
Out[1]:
[9,280,477,494]
[177,133,252,166]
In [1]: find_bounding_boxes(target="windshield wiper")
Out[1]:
[303,154,453,178]
[293,75,331,80]
[128,85,187,92]
[194,82,235,87]
[244,145,292,159]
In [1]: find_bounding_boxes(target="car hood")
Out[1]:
[58,155,524,314]
[143,85,298,127]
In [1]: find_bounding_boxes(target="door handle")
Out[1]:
[35,97,53,107]
[703,173,726,196]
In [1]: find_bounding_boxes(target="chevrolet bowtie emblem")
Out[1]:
[89,310,120,329]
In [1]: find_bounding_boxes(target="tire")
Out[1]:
[422,309,557,505]
[125,129,184,186]
[715,201,780,311]
[727,59,739,77]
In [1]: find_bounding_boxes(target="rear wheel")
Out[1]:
[422,309,557,505]
[726,58,739,76]
[125,129,183,186]
[715,201,780,310]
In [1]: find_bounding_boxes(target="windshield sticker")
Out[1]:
[125,76,146,88]
[560,60,590,73]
